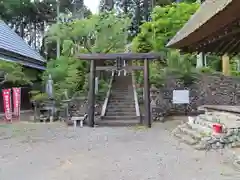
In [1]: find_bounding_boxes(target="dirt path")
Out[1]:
[0,121,239,180]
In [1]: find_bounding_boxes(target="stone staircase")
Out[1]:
[173,115,212,148]
[173,107,240,150]
[99,74,139,127]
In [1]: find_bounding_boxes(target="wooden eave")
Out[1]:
[166,0,240,51]
[0,21,46,70]
[0,48,46,70]
[182,19,240,55]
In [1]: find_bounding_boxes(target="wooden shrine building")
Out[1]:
[0,20,46,112]
[167,0,240,75]
[0,21,46,70]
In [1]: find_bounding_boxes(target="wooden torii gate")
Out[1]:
[77,52,163,128]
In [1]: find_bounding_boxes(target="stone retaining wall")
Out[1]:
[151,74,240,119]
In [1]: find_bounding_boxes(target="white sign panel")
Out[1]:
[172,90,189,104]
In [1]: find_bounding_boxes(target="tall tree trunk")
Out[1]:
[19,18,24,38]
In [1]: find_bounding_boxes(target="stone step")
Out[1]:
[108,102,135,104]
[111,89,132,91]
[199,105,240,116]
[108,100,135,104]
[109,100,134,102]
[113,79,130,81]
[108,100,135,102]
[110,94,134,96]
[108,100,134,103]
[111,90,132,91]
[198,113,223,124]
[107,107,135,110]
[112,91,131,93]
[109,97,134,99]
[108,104,135,106]
[97,119,140,127]
[189,122,212,135]
[112,87,132,88]
[198,114,216,122]
[110,95,134,97]
[173,128,199,145]
[107,110,136,113]
[106,108,136,113]
[178,124,203,140]
[108,102,135,105]
[107,104,135,107]
[194,116,215,129]
[103,115,138,120]
[111,92,133,94]
[111,90,133,92]
[110,94,133,96]
[110,95,133,97]
[111,91,132,94]
[105,112,136,116]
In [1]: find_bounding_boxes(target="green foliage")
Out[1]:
[41,56,87,101]
[30,90,48,102]
[0,60,31,85]
[98,79,109,93]
[131,22,154,53]
[165,50,198,86]
[97,79,109,101]
[0,0,92,60]
[136,50,199,87]
[230,56,240,72]
[149,62,164,88]
[23,68,40,81]
[231,71,240,77]
[206,55,221,71]
[131,3,199,87]
[198,67,215,74]
[46,11,131,54]
[38,11,130,102]
[132,2,199,53]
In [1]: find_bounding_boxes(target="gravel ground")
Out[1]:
[0,121,240,180]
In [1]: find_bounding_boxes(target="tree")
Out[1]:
[42,56,86,100]
[0,0,92,59]
[99,0,198,39]
[132,2,199,87]
[132,2,199,53]
[46,11,130,54]
[41,11,131,101]
[0,61,32,85]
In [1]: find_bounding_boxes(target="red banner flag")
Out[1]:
[12,87,21,119]
[2,89,12,122]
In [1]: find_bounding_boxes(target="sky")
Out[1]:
[84,0,100,14]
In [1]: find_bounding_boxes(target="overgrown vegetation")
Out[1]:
[31,11,130,102]
[132,3,200,87]
[0,61,32,85]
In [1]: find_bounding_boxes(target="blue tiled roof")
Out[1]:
[0,20,46,63]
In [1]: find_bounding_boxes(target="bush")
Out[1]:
[97,79,109,101]
[231,71,240,77]
[198,67,215,74]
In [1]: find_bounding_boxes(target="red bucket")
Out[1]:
[212,124,222,133]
